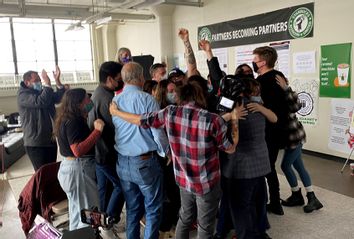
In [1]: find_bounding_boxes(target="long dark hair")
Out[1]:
[155,79,172,109]
[53,88,87,137]
[176,81,207,109]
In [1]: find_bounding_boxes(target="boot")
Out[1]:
[281,188,305,207]
[303,192,323,213]
[266,201,284,215]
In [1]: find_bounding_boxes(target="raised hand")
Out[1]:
[41,69,51,86]
[53,65,62,86]
[178,28,189,42]
[199,40,211,52]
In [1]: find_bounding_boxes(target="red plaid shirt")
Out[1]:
[141,102,232,195]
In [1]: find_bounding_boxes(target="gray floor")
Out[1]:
[1,151,354,239]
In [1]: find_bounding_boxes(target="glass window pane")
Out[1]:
[58,61,76,72]
[74,41,92,60]
[17,61,37,74]
[76,61,93,71]
[35,41,55,60]
[0,62,15,74]
[16,41,36,61]
[0,40,13,61]
[57,41,75,60]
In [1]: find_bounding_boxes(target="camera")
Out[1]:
[80,207,114,229]
[217,74,245,113]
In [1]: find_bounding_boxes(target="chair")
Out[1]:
[18,162,68,235]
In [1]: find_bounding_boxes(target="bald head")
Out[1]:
[121,62,144,86]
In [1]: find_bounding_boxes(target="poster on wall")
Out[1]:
[290,78,319,126]
[234,41,290,77]
[198,3,314,49]
[293,51,316,74]
[213,48,228,74]
[235,43,264,74]
[319,43,352,98]
[329,99,354,154]
[270,41,290,78]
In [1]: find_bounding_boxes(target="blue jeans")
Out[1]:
[96,163,125,220]
[281,144,312,188]
[58,157,99,231]
[117,153,163,239]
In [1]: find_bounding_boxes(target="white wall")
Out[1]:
[166,0,354,159]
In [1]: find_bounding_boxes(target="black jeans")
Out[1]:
[265,142,281,204]
[25,145,57,171]
[225,176,267,239]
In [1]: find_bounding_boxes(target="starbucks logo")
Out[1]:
[198,27,212,42]
[297,92,313,116]
[288,7,313,38]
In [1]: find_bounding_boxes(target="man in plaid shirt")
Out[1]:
[110,80,239,239]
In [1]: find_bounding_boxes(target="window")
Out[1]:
[13,18,55,75]
[0,17,94,88]
[55,20,93,83]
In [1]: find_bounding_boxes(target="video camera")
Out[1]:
[216,74,246,113]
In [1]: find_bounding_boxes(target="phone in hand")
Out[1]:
[219,96,235,110]
[80,209,109,228]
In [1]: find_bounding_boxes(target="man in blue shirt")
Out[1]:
[112,62,169,239]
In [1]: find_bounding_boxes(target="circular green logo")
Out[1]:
[288,7,313,38]
[198,27,212,42]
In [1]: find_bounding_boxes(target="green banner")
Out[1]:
[320,43,352,98]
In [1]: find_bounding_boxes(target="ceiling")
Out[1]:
[0,0,203,22]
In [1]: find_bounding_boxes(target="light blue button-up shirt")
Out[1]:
[112,84,169,157]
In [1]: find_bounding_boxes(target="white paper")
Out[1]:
[270,41,290,78]
[328,99,354,154]
[235,43,264,75]
[235,41,290,78]
[293,51,316,74]
[212,48,228,74]
[290,78,319,126]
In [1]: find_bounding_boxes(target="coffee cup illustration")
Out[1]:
[337,63,350,86]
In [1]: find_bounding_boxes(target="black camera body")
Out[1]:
[217,74,245,113]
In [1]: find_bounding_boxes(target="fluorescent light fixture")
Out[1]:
[65,21,85,31]
[95,16,112,25]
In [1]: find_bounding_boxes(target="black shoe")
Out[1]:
[281,188,305,207]
[261,232,272,239]
[303,192,323,213]
[266,202,284,215]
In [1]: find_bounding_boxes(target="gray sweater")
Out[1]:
[17,82,65,147]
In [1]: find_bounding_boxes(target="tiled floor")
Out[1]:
[1,152,354,238]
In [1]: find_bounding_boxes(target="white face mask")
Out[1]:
[250,95,263,103]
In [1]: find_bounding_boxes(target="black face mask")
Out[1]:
[114,80,124,91]
[252,61,259,73]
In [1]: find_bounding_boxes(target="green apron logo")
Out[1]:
[288,7,313,38]
[198,27,212,42]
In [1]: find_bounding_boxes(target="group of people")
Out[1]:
[17,28,323,239]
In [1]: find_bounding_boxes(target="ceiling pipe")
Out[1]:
[163,0,203,7]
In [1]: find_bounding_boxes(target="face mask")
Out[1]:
[252,61,259,73]
[207,83,213,93]
[114,80,124,92]
[167,92,176,104]
[250,96,263,103]
[32,82,42,91]
[84,100,94,113]
[121,56,131,64]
